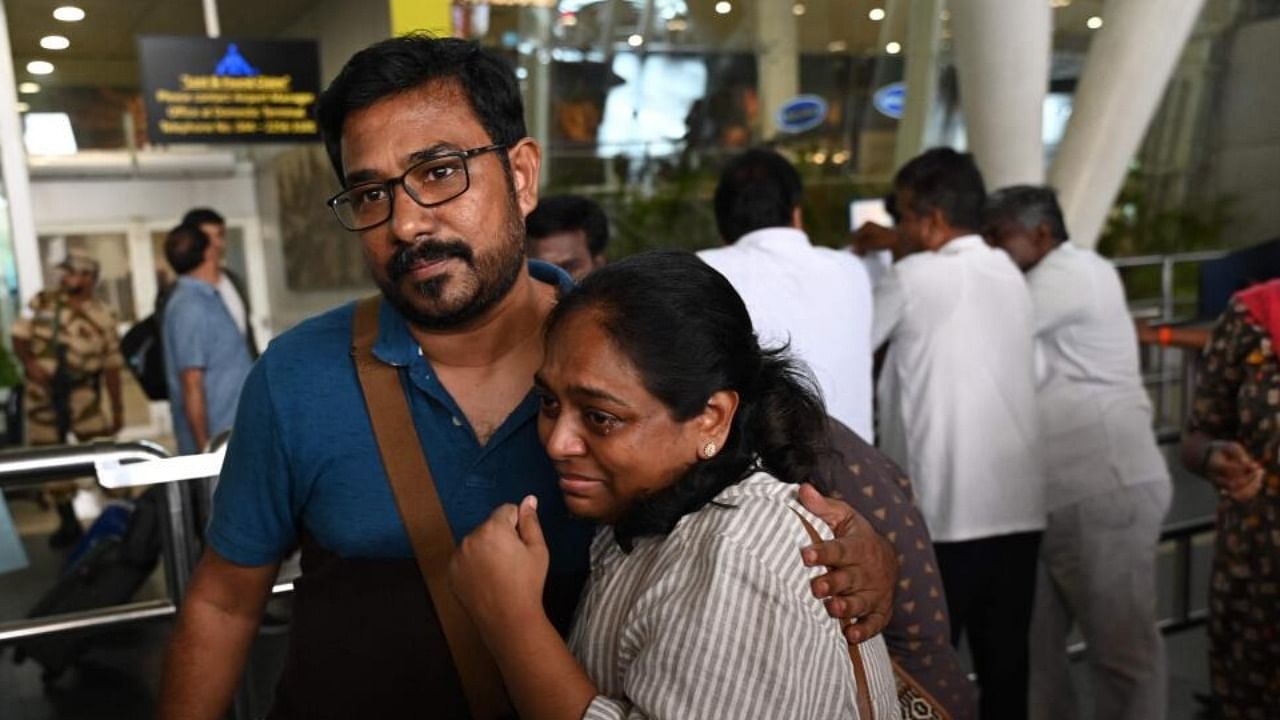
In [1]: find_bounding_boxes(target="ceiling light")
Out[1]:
[27,60,55,75]
[827,40,847,53]
[792,3,806,16]
[627,34,644,47]
[52,6,85,22]
[869,8,886,21]
[1086,15,1103,29]
[812,152,828,164]
[18,82,40,94]
[715,1,732,15]
[15,102,30,113]
[666,18,688,31]
[40,35,70,50]
[886,41,902,54]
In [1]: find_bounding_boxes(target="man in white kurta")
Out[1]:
[872,148,1046,720]
[985,185,1171,720]
[699,149,875,441]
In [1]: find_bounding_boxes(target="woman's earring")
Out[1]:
[700,441,718,460]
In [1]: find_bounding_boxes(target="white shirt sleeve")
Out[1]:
[871,264,907,350]
[585,533,859,720]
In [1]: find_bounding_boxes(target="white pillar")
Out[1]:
[756,0,799,140]
[893,0,944,167]
[950,0,1051,188]
[1050,0,1207,249]
[518,7,554,187]
[0,1,44,305]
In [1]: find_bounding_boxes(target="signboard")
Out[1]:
[776,94,828,134]
[138,36,321,144]
[873,82,906,120]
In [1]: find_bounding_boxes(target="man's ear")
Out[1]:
[1034,222,1058,253]
[507,137,542,219]
[923,206,949,250]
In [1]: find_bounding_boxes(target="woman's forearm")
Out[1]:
[482,609,597,720]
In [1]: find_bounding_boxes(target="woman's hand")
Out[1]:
[1205,441,1265,501]
[450,495,549,632]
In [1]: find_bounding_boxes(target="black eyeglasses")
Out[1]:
[326,143,508,231]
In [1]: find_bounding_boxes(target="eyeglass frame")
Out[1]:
[325,142,511,232]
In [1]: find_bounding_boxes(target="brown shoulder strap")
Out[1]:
[790,506,876,720]
[351,295,512,720]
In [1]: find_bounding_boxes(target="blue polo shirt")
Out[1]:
[163,275,254,455]
[206,261,593,574]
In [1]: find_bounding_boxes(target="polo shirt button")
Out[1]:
[452,416,462,427]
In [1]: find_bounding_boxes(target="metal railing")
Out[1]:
[0,435,277,648]
[0,441,184,645]
[1159,516,1215,635]
[1112,249,1229,435]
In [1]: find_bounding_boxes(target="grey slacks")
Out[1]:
[1029,481,1172,720]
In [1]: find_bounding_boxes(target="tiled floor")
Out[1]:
[0,443,1220,719]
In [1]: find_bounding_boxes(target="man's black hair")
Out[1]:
[714,148,803,244]
[526,195,610,256]
[893,147,987,233]
[181,208,225,228]
[316,34,526,182]
[985,185,1070,244]
[164,224,210,275]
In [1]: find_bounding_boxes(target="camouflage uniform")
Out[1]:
[11,289,124,445]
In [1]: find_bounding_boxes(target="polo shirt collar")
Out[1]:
[176,274,219,296]
[735,226,811,250]
[372,259,575,367]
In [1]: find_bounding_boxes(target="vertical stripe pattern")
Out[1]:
[570,472,899,719]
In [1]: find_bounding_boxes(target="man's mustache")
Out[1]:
[387,239,474,282]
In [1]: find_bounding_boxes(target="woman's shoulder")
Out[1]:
[665,472,830,584]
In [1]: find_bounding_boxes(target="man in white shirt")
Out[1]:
[985,186,1171,720]
[872,148,1046,720]
[699,148,874,440]
[181,208,258,358]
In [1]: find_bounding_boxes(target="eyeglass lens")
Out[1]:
[332,154,470,230]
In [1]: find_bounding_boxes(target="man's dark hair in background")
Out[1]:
[181,208,225,229]
[525,195,609,281]
[164,224,211,276]
[894,147,987,234]
[714,148,804,244]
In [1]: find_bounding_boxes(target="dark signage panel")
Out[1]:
[138,36,320,144]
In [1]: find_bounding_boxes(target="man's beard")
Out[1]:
[375,195,527,331]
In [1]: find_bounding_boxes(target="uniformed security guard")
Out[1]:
[11,249,125,547]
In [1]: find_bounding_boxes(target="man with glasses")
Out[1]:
[159,35,897,720]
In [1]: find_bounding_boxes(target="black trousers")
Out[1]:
[934,531,1042,720]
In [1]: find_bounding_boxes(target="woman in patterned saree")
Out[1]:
[451,251,897,719]
[1181,278,1280,719]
